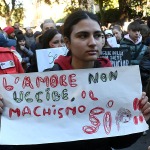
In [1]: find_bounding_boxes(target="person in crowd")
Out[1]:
[24,27,36,48]
[16,34,33,72]
[27,28,64,73]
[0,47,24,74]
[112,25,124,44]
[0,33,24,74]
[30,31,41,52]
[104,29,119,48]
[103,29,113,48]
[140,24,150,46]
[104,29,113,39]
[42,28,64,48]
[139,24,150,128]
[0,10,150,150]
[45,12,149,150]
[0,28,24,150]
[0,31,16,48]
[3,26,16,39]
[0,32,24,73]
[13,22,20,30]
[12,22,23,38]
[120,21,148,65]
[32,19,56,51]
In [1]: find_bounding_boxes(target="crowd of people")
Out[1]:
[0,10,150,150]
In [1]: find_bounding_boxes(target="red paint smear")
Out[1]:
[133,98,139,111]
[139,115,144,123]
[103,112,112,135]
[133,116,138,125]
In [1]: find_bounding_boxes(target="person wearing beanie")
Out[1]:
[16,34,34,72]
[0,32,16,47]
[3,26,15,39]
[104,29,118,48]
[104,29,113,38]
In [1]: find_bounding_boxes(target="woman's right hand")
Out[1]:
[0,94,3,113]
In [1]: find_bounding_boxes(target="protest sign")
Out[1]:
[36,47,68,72]
[0,66,148,145]
[101,47,131,67]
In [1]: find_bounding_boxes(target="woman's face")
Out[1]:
[49,33,64,48]
[112,29,122,41]
[18,40,25,46]
[67,18,103,67]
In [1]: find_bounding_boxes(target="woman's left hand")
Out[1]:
[140,92,150,121]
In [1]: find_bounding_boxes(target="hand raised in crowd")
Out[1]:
[140,92,150,121]
[0,94,3,113]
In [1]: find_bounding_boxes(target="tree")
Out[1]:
[40,0,150,24]
[0,0,24,26]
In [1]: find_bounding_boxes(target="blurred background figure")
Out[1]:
[0,31,16,48]
[13,22,23,38]
[104,29,119,48]
[24,27,35,48]
[16,34,33,72]
[112,25,124,44]
[3,26,15,39]
[27,28,64,73]
[104,29,113,39]
[32,18,56,51]
[140,24,150,47]
[13,22,20,30]
[42,28,64,48]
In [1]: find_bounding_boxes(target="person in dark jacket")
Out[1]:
[120,21,148,65]
[16,34,33,71]
[43,10,150,150]
[27,28,64,73]
[0,10,150,150]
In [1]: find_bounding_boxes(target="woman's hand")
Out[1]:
[140,92,150,121]
[0,94,3,113]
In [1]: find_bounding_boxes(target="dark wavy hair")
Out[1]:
[63,10,101,40]
[64,10,101,57]
[42,28,60,49]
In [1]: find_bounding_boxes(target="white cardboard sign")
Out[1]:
[0,66,148,145]
[36,47,68,72]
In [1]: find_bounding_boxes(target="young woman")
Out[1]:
[45,10,150,149]
[112,25,124,44]
[48,11,112,70]
[27,28,64,73]
[42,28,64,48]
[16,34,34,71]
[0,10,150,150]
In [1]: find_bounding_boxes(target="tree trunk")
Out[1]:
[98,0,105,25]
